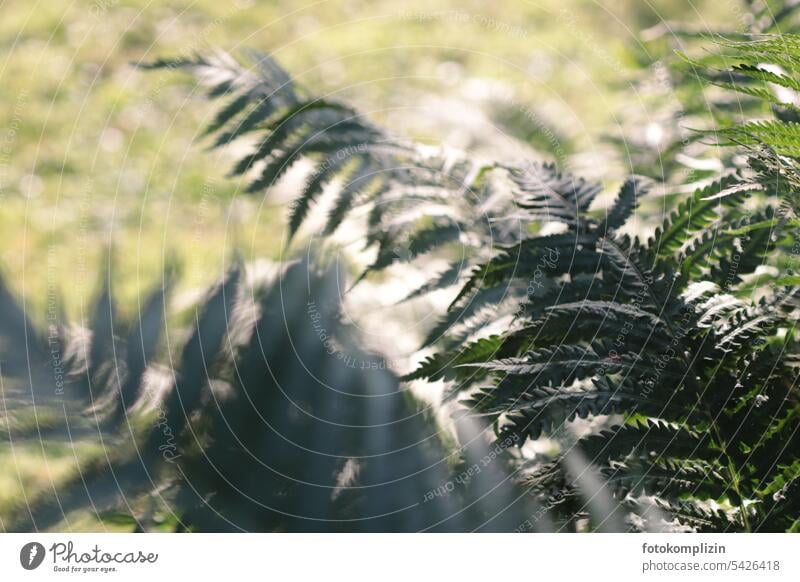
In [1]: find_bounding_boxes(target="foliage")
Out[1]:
[0,257,538,532]
[407,34,800,532]
[610,0,800,189]
[412,165,799,531]
[135,32,800,532]
[140,52,526,290]
[5,6,800,533]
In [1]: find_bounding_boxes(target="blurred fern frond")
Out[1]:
[140,51,529,299]
[0,257,543,532]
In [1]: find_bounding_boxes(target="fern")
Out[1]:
[407,114,800,531]
[6,1,800,535]
[142,52,522,308]
[0,257,543,532]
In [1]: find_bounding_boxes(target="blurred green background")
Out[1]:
[0,0,738,319]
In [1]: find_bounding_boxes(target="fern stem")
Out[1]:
[707,414,751,532]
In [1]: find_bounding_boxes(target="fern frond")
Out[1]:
[508,163,601,227]
[714,120,800,157]
[602,176,652,232]
[646,176,745,263]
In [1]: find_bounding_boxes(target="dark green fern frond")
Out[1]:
[602,176,652,232]
[508,162,601,227]
[143,53,521,291]
[323,157,377,235]
[645,175,747,264]
[140,50,299,144]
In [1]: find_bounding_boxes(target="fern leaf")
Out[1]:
[509,163,601,226]
[603,176,652,231]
